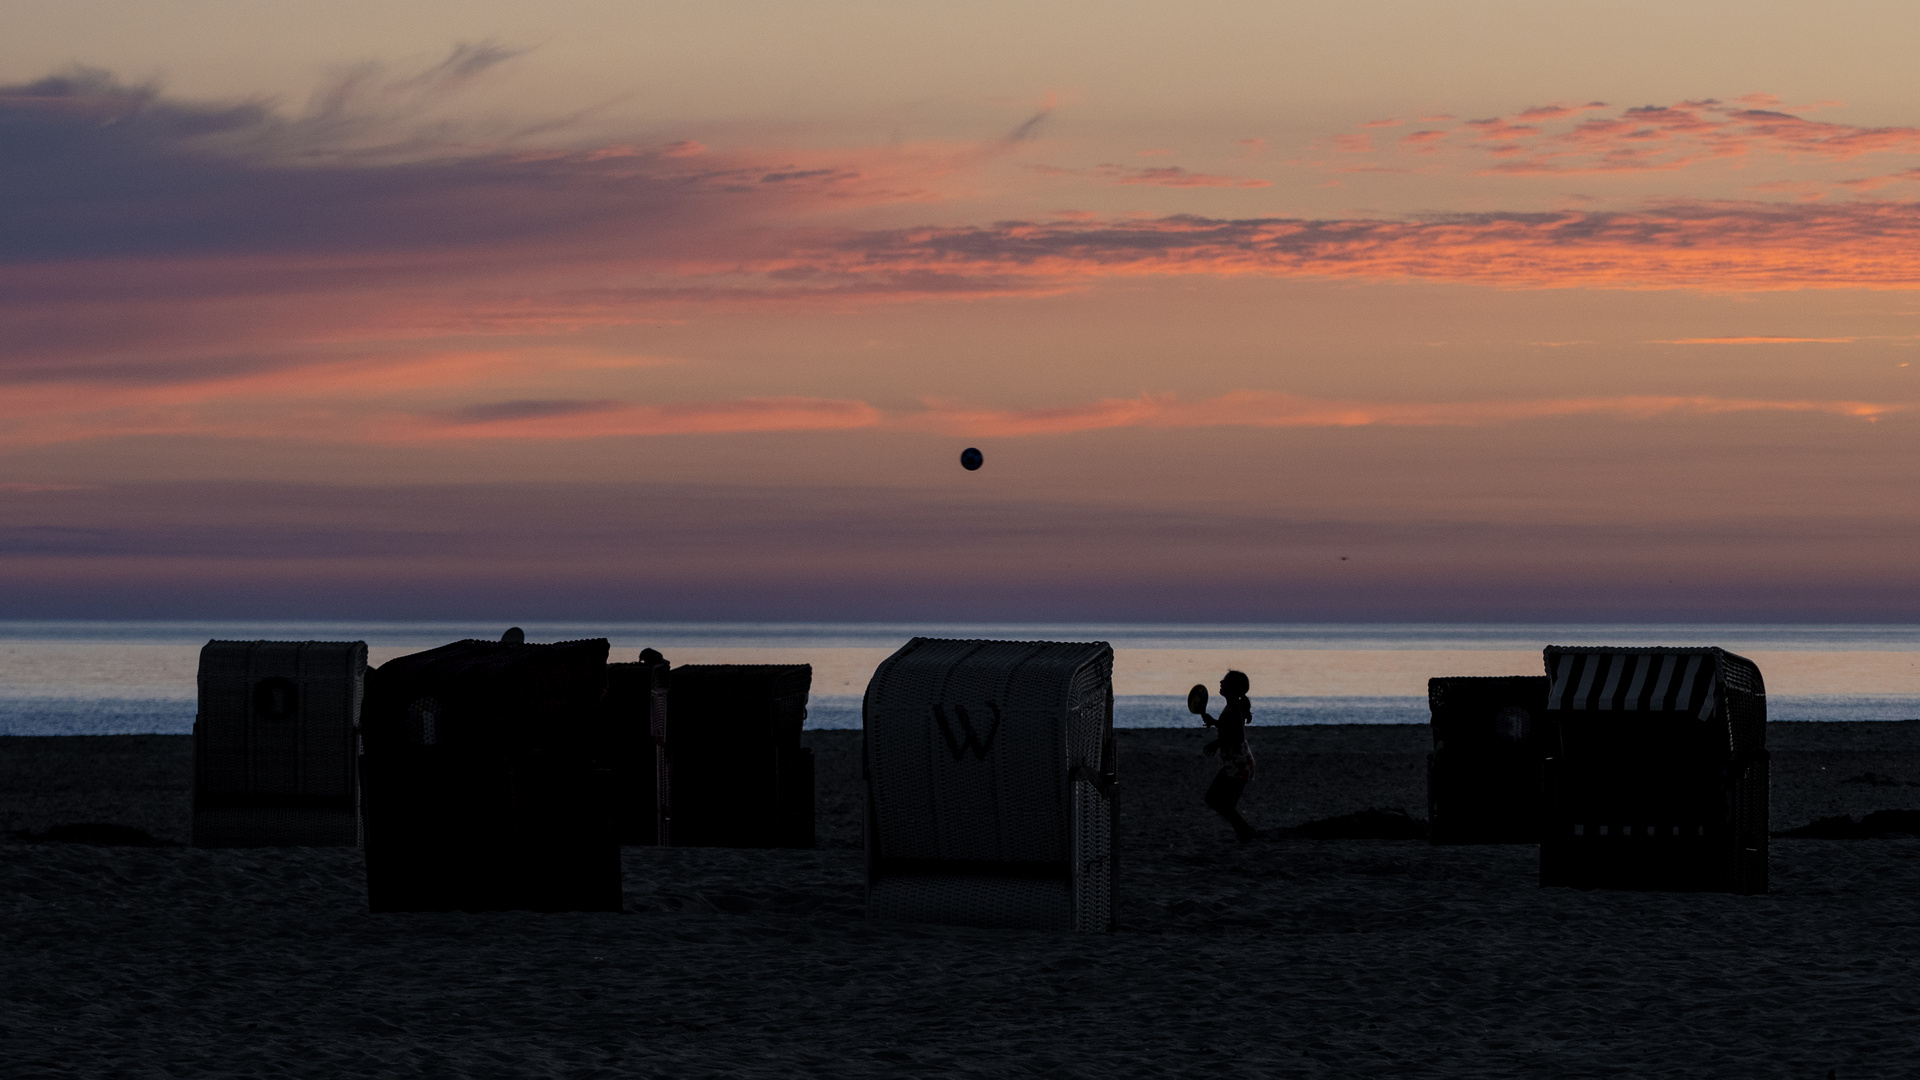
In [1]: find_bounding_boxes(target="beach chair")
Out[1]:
[597,655,668,845]
[1426,676,1554,844]
[359,637,620,913]
[863,638,1115,932]
[193,640,367,848]
[1539,646,1769,894]
[660,664,814,848]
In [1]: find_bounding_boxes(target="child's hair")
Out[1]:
[1222,670,1250,697]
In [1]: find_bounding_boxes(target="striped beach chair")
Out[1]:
[1539,646,1768,894]
[863,638,1115,931]
[360,637,620,913]
[1426,675,1554,844]
[193,640,366,848]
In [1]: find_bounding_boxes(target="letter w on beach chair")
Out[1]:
[863,638,1116,931]
[1539,646,1769,894]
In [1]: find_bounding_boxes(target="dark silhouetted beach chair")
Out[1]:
[193,640,367,848]
[597,654,669,845]
[1426,675,1554,844]
[863,638,1115,931]
[660,664,814,848]
[1539,646,1768,894]
[359,637,620,912]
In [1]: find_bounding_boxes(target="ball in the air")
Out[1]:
[960,447,983,471]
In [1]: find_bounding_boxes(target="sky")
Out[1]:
[2,1,1919,621]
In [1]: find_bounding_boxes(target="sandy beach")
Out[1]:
[5,723,1920,1078]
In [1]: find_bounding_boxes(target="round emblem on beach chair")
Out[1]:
[1494,705,1532,742]
[251,677,299,721]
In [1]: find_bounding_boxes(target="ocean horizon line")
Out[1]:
[5,692,1916,737]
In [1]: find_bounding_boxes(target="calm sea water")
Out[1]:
[3,621,1918,735]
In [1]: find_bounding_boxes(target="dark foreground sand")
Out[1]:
[5,724,1920,1078]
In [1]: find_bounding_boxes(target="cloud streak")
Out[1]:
[1031,163,1272,188]
[405,396,883,440]
[798,201,1920,290]
[1,377,1893,448]
[1335,97,1920,179]
[909,390,1900,437]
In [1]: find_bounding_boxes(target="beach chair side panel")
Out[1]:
[598,661,659,846]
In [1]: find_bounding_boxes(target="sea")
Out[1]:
[2,621,1917,736]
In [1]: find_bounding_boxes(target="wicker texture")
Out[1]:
[663,665,814,849]
[193,640,366,848]
[359,637,619,913]
[1539,646,1769,894]
[1426,675,1552,845]
[864,638,1115,932]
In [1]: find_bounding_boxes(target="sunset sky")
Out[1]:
[3,1,1918,621]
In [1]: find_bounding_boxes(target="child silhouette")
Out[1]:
[1198,670,1258,842]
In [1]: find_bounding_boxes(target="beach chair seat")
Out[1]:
[193,640,366,848]
[1426,675,1554,844]
[863,638,1115,932]
[660,664,814,849]
[1538,646,1768,894]
[359,637,619,913]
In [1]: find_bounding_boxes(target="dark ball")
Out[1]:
[960,447,983,471]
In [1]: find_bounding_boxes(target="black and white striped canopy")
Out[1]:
[1543,647,1728,720]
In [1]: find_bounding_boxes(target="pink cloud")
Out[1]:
[1648,336,1859,344]
[906,390,1900,436]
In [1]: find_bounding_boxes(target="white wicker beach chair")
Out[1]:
[863,638,1115,931]
[1539,646,1769,894]
[192,640,366,847]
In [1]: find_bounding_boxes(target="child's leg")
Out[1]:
[1204,771,1257,840]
